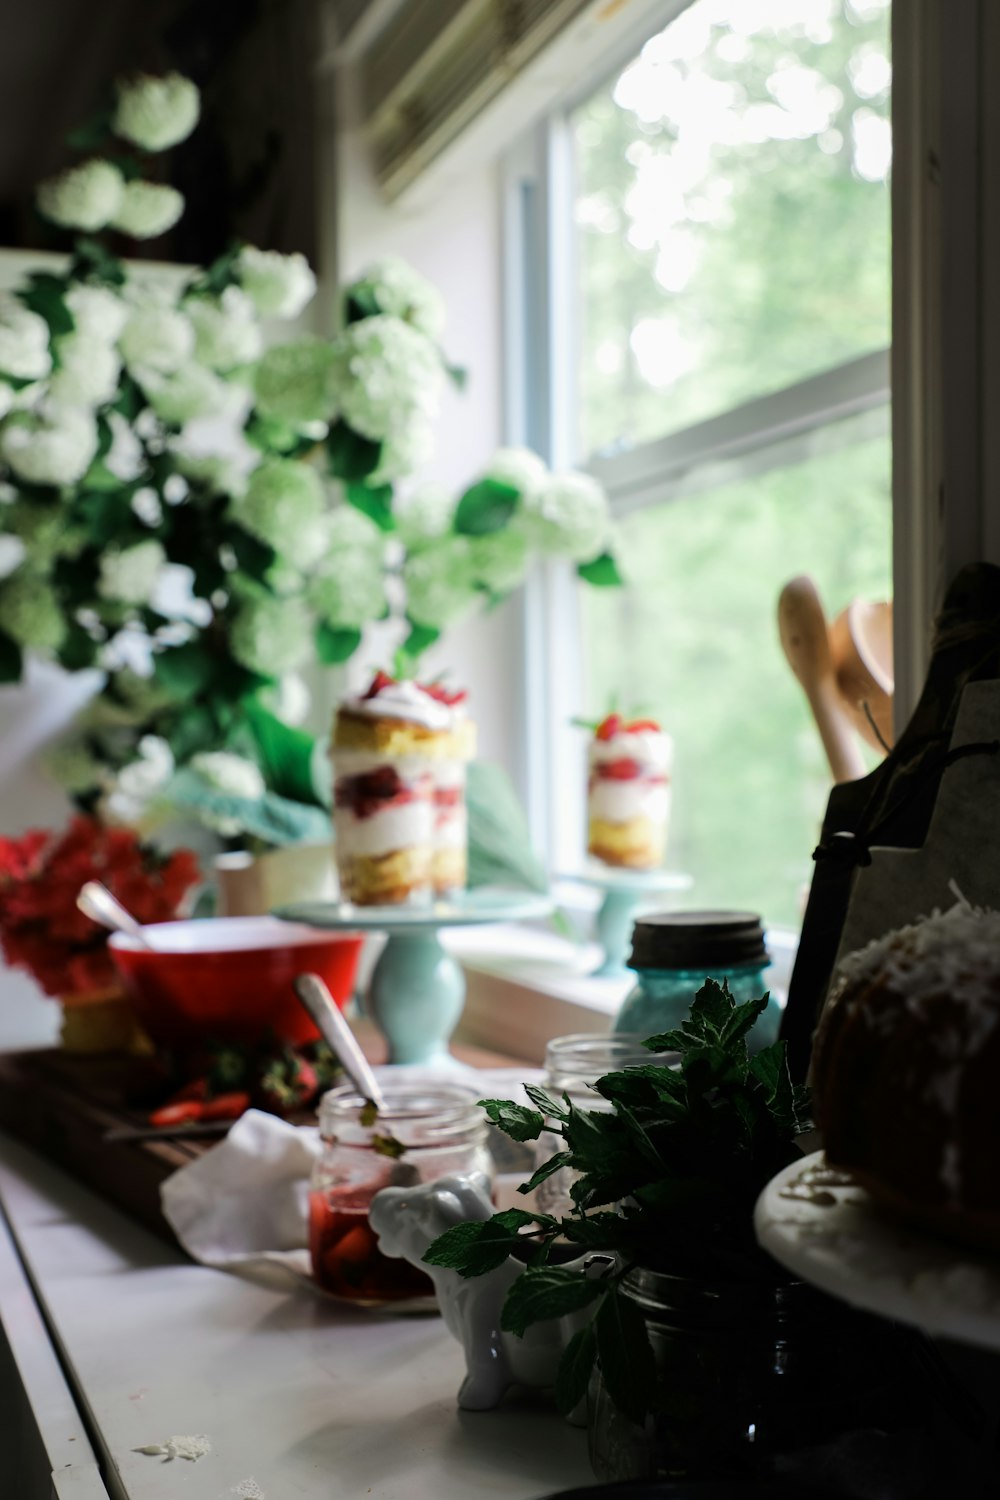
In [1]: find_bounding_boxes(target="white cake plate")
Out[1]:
[558,864,693,976]
[755,1149,1000,1351]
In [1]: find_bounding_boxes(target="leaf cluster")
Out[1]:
[422,979,810,1422]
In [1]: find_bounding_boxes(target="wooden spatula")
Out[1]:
[778,576,867,784]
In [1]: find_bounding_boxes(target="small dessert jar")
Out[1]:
[614,911,781,1052]
[309,1083,493,1308]
[534,1033,677,1216]
[587,718,673,870]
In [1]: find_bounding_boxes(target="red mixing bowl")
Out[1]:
[109,917,363,1051]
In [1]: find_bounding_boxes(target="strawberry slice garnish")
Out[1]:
[363,670,395,700]
[595,713,623,741]
[423,682,468,707]
[599,757,642,780]
[626,718,661,734]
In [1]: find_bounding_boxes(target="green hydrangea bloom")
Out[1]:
[403,537,478,629]
[254,339,339,425]
[236,459,328,568]
[0,571,66,650]
[467,527,529,594]
[229,594,312,676]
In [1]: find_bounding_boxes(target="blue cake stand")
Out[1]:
[559,865,693,978]
[274,888,553,1066]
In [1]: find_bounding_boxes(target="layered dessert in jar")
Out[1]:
[587,713,673,868]
[423,683,476,896]
[332,671,451,906]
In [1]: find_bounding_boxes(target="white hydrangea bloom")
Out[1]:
[0,297,52,381]
[468,528,529,593]
[254,339,338,425]
[102,734,175,827]
[105,412,145,481]
[98,539,166,604]
[0,535,26,578]
[229,594,312,676]
[521,470,611,561]
[484,446,548,498]
[185,286,262,371]
[326,500,383,554]
[36,159,125,232]
[238,246,317,320]
[140,363,245,426]
[330,315,442,442]
[0,570,66,650]
[403,537,478,629]
[111,667,174,716]
[349,257,446,342]
[119,302,195,374]
[395,483,455,552]
[111,181,185,239]
[65,284,129,343]
[1,407,98,486]
[49,332,121,408]
[307,547,386,629]
[368,418,434,484]
[190,750,266,802]
[113,73,200,152]
[0,385,14,422]
[236,458,328,567]
[172,450,247,498]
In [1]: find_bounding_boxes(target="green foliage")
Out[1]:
[453,478,520,536]
[18,273,74,340]
[165,768,331,847]
[465,760,548,893]
[326,420,382,482]
[345,481,395,531]
[316,622,363,664]
[244,701,320,807]
[576,552,622,587]
[422,979,811,1422]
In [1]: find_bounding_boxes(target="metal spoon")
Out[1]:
[77,880,155,949]
[294,973,386,1110]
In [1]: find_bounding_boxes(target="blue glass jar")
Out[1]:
[614,910,781,1052]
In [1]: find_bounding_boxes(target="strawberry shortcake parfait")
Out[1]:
[332,672,453,906]
[423,683,476,896]
[587,713,673,869]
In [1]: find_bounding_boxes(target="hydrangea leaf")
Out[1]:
[345,481,395,532]
[326,420,381,482]
[466,760,548,893]
[316,622,362,664]
[18,274,74,341]
[453,478,520,536]
[244,701,319,807]
[153,643,216,697]
[577,552,623,587]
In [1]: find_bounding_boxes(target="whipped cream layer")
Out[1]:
[342,679,452,730]
[589,729,673,771]
[335,801,433,857]
[589,779,670,824]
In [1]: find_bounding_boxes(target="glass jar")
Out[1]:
[614,911,781,1052]
[309,1083,492,1308]
[534,1033,676,1216]
[589,1267,934,1493]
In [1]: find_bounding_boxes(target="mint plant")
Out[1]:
[423,979,810,1424]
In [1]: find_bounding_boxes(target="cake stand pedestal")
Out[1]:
[560,866,693,977]
[755,1149,1000,1351]
[275,890,553,1066]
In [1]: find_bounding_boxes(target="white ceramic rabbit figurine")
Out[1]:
[369,1172,607,1423]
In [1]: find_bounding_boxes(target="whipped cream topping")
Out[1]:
[342,679,452,731]
[590,729,673,770]
[334,801,433,857]
[589,779,670,824]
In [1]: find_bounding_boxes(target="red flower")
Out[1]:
[0,818,201,1000]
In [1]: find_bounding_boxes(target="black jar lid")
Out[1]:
[629,910,768,971]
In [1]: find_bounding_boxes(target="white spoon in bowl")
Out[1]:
[77,880,155,949]
[294,972,386,1110]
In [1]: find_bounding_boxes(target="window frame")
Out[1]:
[503,0,900,876]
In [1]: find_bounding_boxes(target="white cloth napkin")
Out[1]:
[160,1063,541,1291]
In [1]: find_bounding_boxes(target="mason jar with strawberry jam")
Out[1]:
[587,713,673,869]
[309,1083,493,1308]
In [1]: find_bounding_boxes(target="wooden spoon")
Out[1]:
[778,576,867,784]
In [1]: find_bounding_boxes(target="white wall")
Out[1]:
[330,67,523,777]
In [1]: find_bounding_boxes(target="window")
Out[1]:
[508,0,892,929]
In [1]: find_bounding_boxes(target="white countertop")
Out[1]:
[0,1134,591,1500]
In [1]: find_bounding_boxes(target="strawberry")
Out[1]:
[627,718,661,734]
[257,1050,321,1115]
[200,1091,251,1122]
[423,682,468,707]
[149,1100,203,1128]
[595,713,623,741]
[363,670,395,700]
[599,757,643,780]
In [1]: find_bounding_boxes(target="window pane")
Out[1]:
[580,418,891,927]
[573,0,891,459]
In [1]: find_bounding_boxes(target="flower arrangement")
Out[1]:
[0,71,620,846]
[0,817,199,998]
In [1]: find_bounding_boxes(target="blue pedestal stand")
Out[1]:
[560,867,693,979]
[275,890,553,1066]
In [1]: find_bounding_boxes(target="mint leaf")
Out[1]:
[595,1285,656,1425]
[720,993,770,1048]
[453,478,520,536]
[517,1151,574,1197]
[493,1207,557,1232]
[555,1321,598,1416]
[523,1084,568,1120]
[500,1265,606,1337]
[592,1065,685,1112]
[422,1218,519,1277]
[478,1098,545,1142]
[577,551,623,587]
